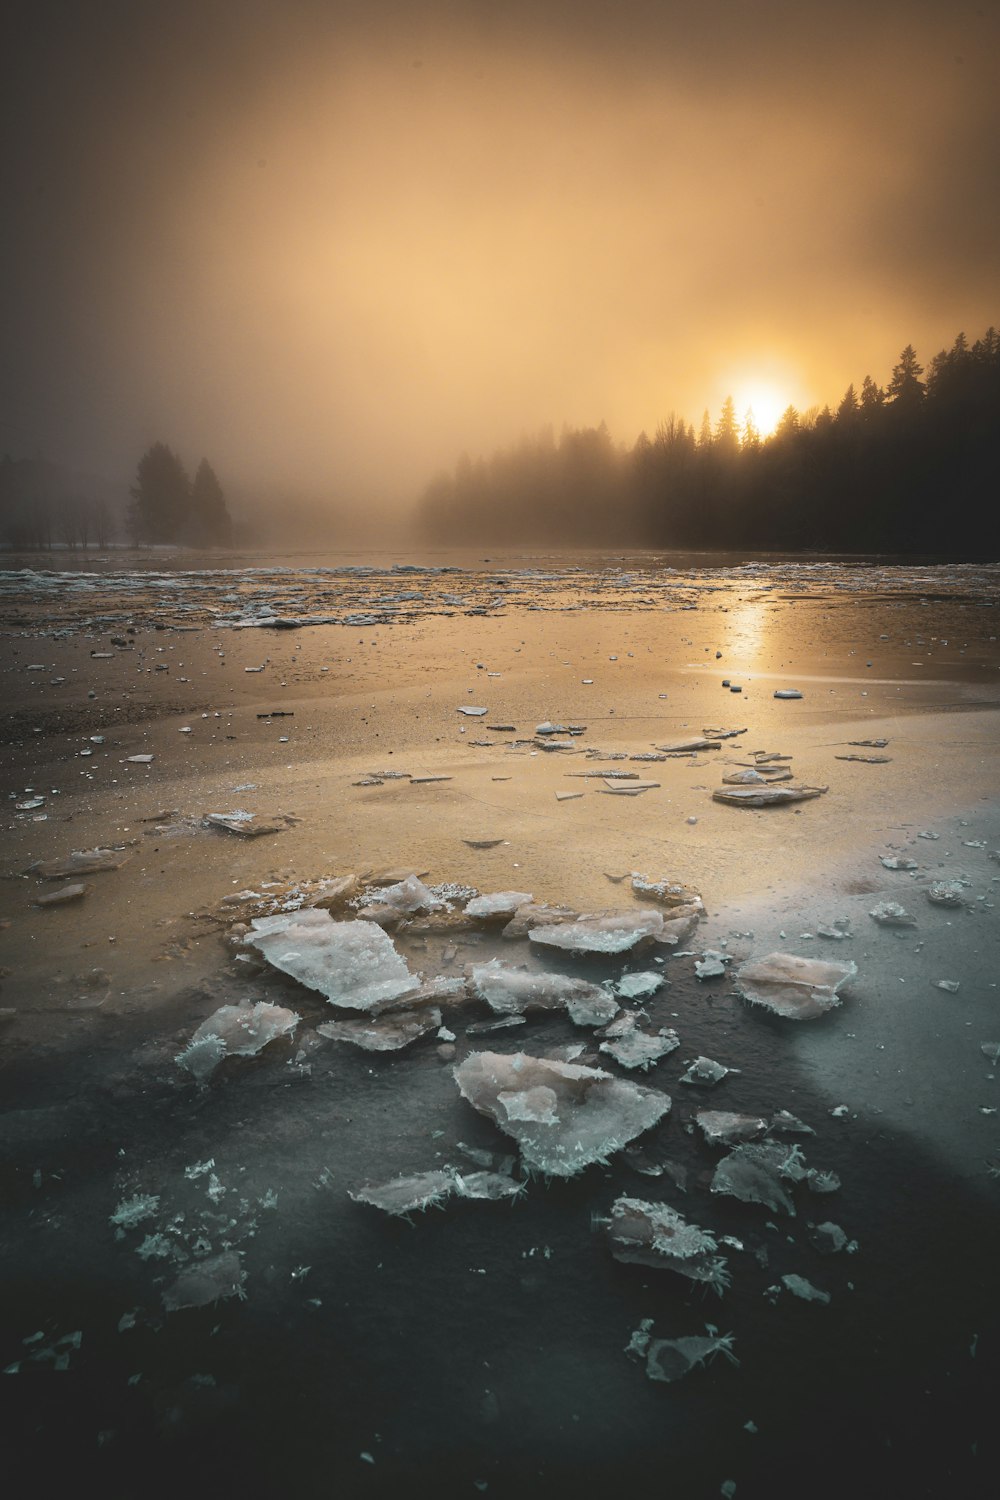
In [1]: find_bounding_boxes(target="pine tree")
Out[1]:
[191,459,232,546]
[128,443,190,544]
[887,344,925,406]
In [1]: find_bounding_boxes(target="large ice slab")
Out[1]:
[735,952,856,1020]
[453,1050,671,1177]
[469,959,618,1026]
[529,909,667,955]
[177,1000,299,1082]
[247,909,417,1010]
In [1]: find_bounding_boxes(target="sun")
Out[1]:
[735,381,787,438]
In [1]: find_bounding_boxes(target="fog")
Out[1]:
[2,0,998,533]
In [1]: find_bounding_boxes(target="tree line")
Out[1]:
[127,443,232,546]
[417,326,1000,556]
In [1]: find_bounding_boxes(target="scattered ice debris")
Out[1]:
[110,1194,161,1231]
[33,882,89,907]
[162,1251,246,1312]
[529,909,670,955]
[453,1051,671,1178]
[881,856,917,871]
[599,1014,680,1071]
[465,891,534,920]
[869,901,917,927]
[349,1166,523,1217]
[735,952,856,1020]
[626,1319,738,1384]
[16,796,46,810]
[695,951,731,980]
[247,910,417,1010]
[32,846,133,878]
[712,783,827,807]
[780,1274,831,1304]
[769,1109,815,1135]
[695,1111,768,1147]
[469,959,618,1026]
[934,980,960,994]
[607,1198,730,1292]
[773,689,803,699]
[317,1008,442,1052]
[456,706,488,716]
[357,875,444,922]
[679,1056,740,1087]
[5,1329,83,1374]
[980,1042,1000,1065]
[204,811,293,837]
[711,1142,810,1215]
[177,1000,299,1082]
[614,971,666,1000]
[917,829,940,840]
[927,881,966,907]
[816,919,851,941]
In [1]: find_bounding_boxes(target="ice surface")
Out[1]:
[529,909,667,954]
[695,1111,769,1147]
[735,952,856,1020]
[349,1167,524,1216]
[607,1197,730,1292]
[248,910,418,1009]
[177,1000,299,1081]
[627,1320,738,1384]
[469,959,618,1026]
[465,891,534,919]
[317,1007,442,1051]
[711,1142,808,1215]
[679,1056,740,1086]
[162,1251,246,1311]
[599,1013,680,1070]
[453,1050,671,1177]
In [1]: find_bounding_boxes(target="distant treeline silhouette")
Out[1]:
[418,327,1000,555]
[128,443,232,547]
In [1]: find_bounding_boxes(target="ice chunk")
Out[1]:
[350,1167,523,1216]
[781,1273,830,1304]
[980,1042,1000,1065]
[110,1193,161,1230]
[317,1007,441,1052]
[773,689,803,699]
[627,1320,738,1384]
[869,901,917,927]
[607,1197,729,1292]
[469,959,618,1026]
[723,765,793,784]
[808,1221,849,1254]
[529,909,667,954]
[454,1051,671,1177]
[735,952,856,1020]
[162,1251,245,1311]
[501,902,579,938]
[359,874,444,920]
[615,971,666,999]
[711,1142,806,1215]
[32,847,133,878]
[248,910,417,1010]
[769,1109,815,1136]
[456,706,488,716]
[679,1056,740,1086]
[465,891,534,920]
[695,951,731,980]
[712,784,827,807]
[630,874,705,912]
[204,812,291,836]
[934,980,960,994]
[33,882,89,907]
[654,737,722,753]
[927,881,966,907]
[177,1000,299,1081]
[881,856,917,870]
[695,1111,768,1147]
[599,1013,680,1071]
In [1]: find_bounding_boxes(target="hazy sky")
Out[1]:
[2,0,998,510]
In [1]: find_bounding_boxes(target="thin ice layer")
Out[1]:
[735,952,857,1020]
[247,909,417,1010]
[529,909,666,955]
[453,1050,671,1177]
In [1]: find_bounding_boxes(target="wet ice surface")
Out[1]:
[2,553,1000,1499]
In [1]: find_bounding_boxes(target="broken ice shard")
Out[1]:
[869,901,917,927]
[626,1320,738,1384]
[469,959,618,1026]
[614,971,666,1000]
[927,881,966,907]
[711,1142,808,1215]
[357,874,444,920]
[453,1050,671,1177]
[177,999,299,1082]
[735,952,856,1020]
[695,1111,768,1147]
[465,890,534,920]
[679,1056,740,1086]
[781,1273,831,1304]
[162,1251,245,1312]
[607,1197,730,1292]
[317,1007,442,1052]
[247,910,418,1009]
[529,909,668,955]
[712,784,827,807]
[599,1013,680,1070]
[349,1167,524,1217]
[32,847,134,878]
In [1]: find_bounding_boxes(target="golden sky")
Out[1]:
[2,0,998,513]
